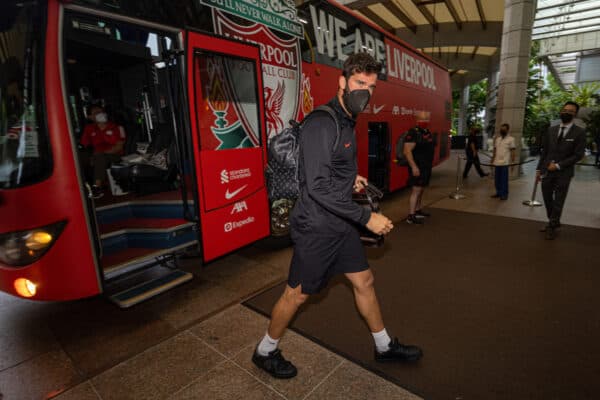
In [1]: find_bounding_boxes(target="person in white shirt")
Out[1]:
[490,123,516,200]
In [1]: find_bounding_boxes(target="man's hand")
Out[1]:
[354,175,368,192]
[366,213,393,235]
[411,165,421,177]
[535,170,541,182]
[547,162,558,172]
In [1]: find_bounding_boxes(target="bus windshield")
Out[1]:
[0,2,51,189]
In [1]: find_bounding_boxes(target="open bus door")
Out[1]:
[186,32,270,262]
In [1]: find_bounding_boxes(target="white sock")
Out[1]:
[372,328,391,353]
[257,332,280,356]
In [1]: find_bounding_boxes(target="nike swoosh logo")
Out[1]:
[373,104,385,114]
[225,184,248,200]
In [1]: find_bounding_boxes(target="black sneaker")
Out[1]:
[375,338,423,362]
[91,185,104,199]
[415,209,430,218]
[406,215,423,224]
[540,223,561,232]
[545,226,556,240]
[252,348,297,379]
[490,194,500,198]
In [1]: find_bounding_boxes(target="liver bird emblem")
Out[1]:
[265,80,285,135]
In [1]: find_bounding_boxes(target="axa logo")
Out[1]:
[231,201,248,214]
[220,169,229,184]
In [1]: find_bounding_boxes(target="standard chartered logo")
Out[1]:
[220,170,229,184]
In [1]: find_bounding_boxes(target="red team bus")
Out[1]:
[0,0,451,306]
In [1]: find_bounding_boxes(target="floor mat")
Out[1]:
[244,209,600,400]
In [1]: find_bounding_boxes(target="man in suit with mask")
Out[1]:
[536,101,586,240]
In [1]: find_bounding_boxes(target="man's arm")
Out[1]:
[301,116,370,226]
[536,129,548,171]
[557,127,586,169]
[403,142,419,176]
[106,126,126,154]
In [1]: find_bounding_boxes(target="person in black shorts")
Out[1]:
[403,111,435,224]
[251,53,423,379]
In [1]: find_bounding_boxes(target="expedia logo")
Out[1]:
[224,216,255,232]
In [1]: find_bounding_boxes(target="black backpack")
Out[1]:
[266,105,340,200]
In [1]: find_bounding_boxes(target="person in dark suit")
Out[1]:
[536,101,586,240]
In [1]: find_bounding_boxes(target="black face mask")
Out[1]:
[342,86,371,117]
[560,113,574,123]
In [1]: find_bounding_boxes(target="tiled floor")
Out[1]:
[1,151,598,400]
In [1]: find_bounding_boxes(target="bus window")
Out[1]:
[0,2,52,189]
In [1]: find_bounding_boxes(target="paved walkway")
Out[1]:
[1,151,598,400]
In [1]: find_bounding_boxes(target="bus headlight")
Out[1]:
[0,221,67,267]
[13,278,37,298]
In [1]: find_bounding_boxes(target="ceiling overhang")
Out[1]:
[335,0,504,89]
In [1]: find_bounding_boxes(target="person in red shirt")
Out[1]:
[80,104,126,198]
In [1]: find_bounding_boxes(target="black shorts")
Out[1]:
[288,226,369,294]
[408,164,432,187]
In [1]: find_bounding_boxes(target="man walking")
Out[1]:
[537,101,586,240]
[490,123,516,200]
[403,111,435,224]
[251,53,422,379]
[462,126,489,179]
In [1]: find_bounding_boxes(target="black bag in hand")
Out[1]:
[352,183,384,248]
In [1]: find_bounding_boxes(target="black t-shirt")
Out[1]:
[466,133,477,156]
[405,126,434,167]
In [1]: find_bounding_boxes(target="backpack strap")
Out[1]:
[306,105,341,151]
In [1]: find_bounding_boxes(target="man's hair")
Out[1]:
[563,101,580,113]
[342,52,382,78]
[501,123,510,130]
[470,126,481,134]
[88,103,104,114]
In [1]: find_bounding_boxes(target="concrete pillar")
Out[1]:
[495,0,536,176]
[457,85,469,136]
[483,52,500,150]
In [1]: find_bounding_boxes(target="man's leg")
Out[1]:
[345,269,422,362]
[474,156,487,177]
[500,166,509,199]
[416,187,424,212]
[540,175,556,221]
[345,269,383,332]
[462,158,473,178]
[253,284,307,379]
[549,174,571,227]
[409,186,423,214]
[267,284,308,340]
[494,166,501,195]
[407,186,424,224]
[92,153,109,187]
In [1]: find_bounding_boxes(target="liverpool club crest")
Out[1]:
[213,10,302,141]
